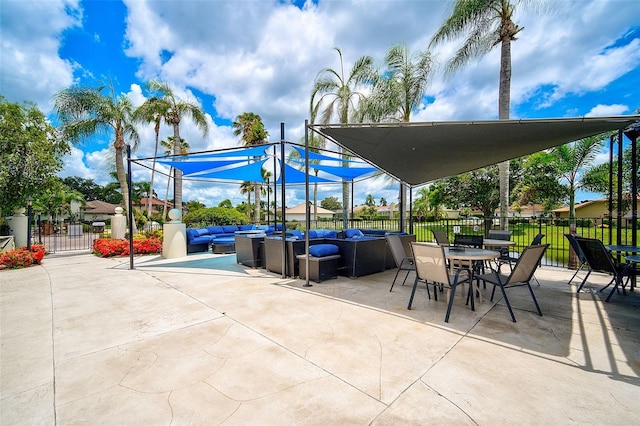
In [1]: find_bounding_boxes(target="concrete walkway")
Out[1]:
[1,252,639,425]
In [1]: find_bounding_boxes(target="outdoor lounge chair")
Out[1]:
[496,233,545,273]
[574,237,635,302]
[476,244,548,322]
[387,234,416,291]
[564,233,590,289]
[407,243,469,323]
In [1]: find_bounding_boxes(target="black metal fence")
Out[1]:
[293,216,638,268]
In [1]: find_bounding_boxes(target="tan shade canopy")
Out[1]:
[311,116,640,186]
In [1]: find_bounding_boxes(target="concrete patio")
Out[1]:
[1,251,639,425]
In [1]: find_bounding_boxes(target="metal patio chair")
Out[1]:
[387,234,416,292]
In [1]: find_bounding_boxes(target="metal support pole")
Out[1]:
[26,196,33,251]
[617,129,623,246]
[127,144,134,270]
[280,123,286,278]
[303,120,311,287]
[608,135,614,244]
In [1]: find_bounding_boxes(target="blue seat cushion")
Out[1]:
[196,228,210,236]
[344,229,364,239]
[190,236,212,244]
[307,230,318,239]
[309,244,340,257]
[206,226,224,234]
[239,224,255,231]
[186,229,200,240]
[316,229,337,238]
[287,230,303,239]
[213,237,235,244]
[222,225,239,233]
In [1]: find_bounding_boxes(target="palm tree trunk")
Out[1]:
[147,125,160,218]
[163,167,172,221]
[115,144,137,234]
[498,37,512,231]
[173,123,183,213]
[254,184,261,224]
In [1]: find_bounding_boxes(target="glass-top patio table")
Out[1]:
[444,247,500,310]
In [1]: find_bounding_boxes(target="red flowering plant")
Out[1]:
[0,244,47,270]
[93,236,162,258]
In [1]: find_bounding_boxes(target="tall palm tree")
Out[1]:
[147,80,208,214]
[361,43,433,123]
[53,82,139,231]
[239,181,254,220]
[288,134,325,219]
[134,93,170,218]
[430,0,532,231]
[232,112,268,223]
[360,43,434,229]
[311,47,375,229]
[160,136,190,220]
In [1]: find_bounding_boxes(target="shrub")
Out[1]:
[183,207,249,228]
[0,244,47,270]
[92,236,162,257]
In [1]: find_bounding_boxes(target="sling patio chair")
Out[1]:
[496,233,545,274]
[574,237,635,302]
[431,229,450,246]
[564,233,591,290]
[387,234,416,291]
[408,243,469,323]
[476,244,549,322]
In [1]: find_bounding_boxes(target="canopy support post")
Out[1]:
[304,120,311,287]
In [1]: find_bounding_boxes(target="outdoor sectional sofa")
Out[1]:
[186,224,255,253]
[263,228,407,279]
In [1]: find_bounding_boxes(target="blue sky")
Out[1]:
[1,0,639,208]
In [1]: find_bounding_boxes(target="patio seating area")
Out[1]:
[2,252,639,424]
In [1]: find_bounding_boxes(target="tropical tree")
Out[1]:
[288,135,325,219]
[53,82,139,231]
[218,199,233,209]
[550,135,604,268]
[232,112,268,223]
[361,43,433,123]
[134,91,171,217]
[360,43,434,228]
[551,136,604,226]
[239,181,255,220]
[430,0,534,231]
[413,187,430,221]
[311,47,375,228]
[0,96,69,215]
[146,80,208,214]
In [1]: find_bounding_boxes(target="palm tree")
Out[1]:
[239,181,254,220]
[288,135,325,219]
[360,43,434,228]
[134,93,170,218]
[53,82,139,231]
[430,0,532,231]
[551,135,604,268]
[311,47,375,229]
[146,80,208,214]
[361,43,433,123]
[160,136,190,220]
[232,112,268,223]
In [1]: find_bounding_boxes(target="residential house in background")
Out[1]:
[285,203,334,221]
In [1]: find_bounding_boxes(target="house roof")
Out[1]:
[83,200,121,215]
[552,199,606,213]
[285,203,334,214]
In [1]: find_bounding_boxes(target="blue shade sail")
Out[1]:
[276,162,335,184]
[288,160,377,180]
[191,160,268,182]
[156,159,240,175]
[181,145,272,160]
[292,146,362,163]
